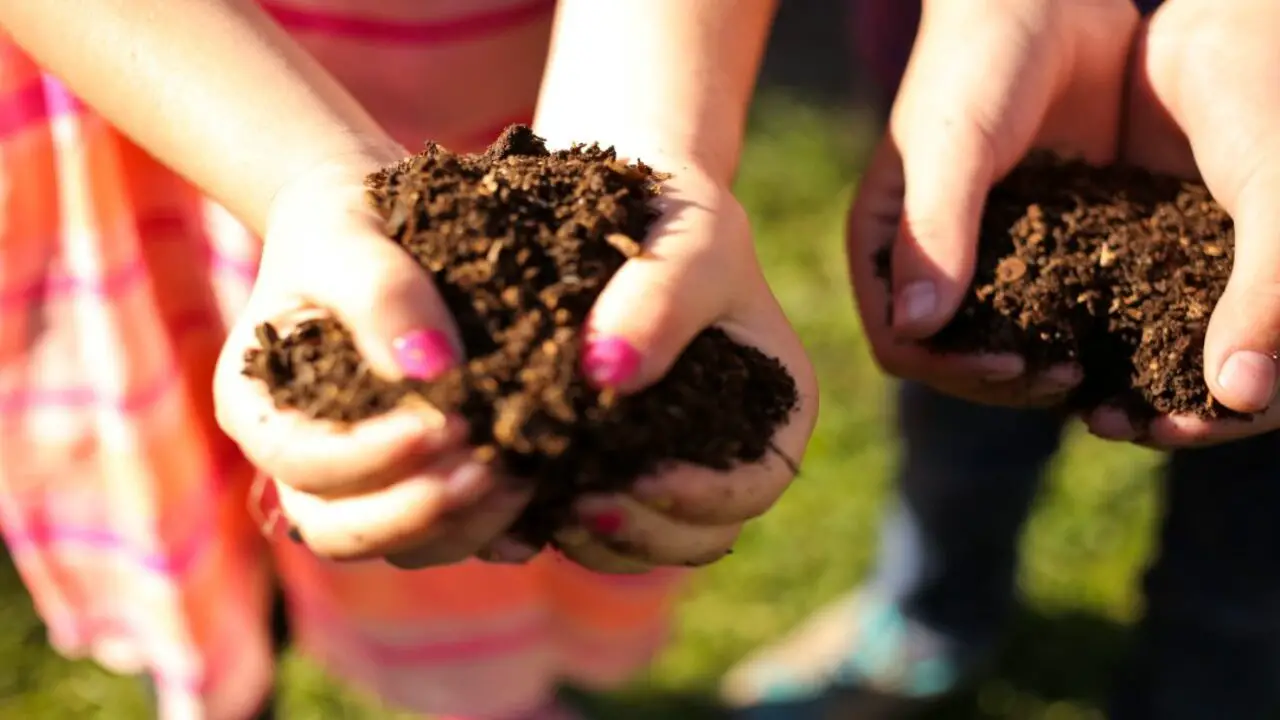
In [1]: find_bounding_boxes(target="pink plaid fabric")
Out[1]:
[0,2,682,718]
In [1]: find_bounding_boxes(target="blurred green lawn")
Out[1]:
[0,97,1167,719]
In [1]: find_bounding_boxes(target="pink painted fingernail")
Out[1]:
[581,337,641,388]
[585,509,625,536]
[392,330,455,381]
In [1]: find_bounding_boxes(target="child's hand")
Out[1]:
[548,164,818,573]
[846,0,1139,407]
[1084,0,1280,447]
[214,157,533,565]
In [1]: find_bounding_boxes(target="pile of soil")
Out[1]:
[877,153,1238,422]
[244,125,798,548]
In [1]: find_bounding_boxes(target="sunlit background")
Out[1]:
[0,2,1167,717]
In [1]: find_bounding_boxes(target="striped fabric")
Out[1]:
[0,2,683,718]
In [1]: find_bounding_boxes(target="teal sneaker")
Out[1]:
[719,591,985,718]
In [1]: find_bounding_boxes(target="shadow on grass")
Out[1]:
[0,540,1133,720]
[602,606,1132,720]
[923,607,1131,719]
[568,686,729,720]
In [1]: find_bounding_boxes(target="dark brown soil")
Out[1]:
[244,125,798,549]
[877,153,1241,422]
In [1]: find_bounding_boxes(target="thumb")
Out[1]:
[1137,8,1280,413]
[886,2,1059,338]
[581,180,739,393]
[279,208,464,382]
[1203,166,1280,413]
[887,0,1136,339]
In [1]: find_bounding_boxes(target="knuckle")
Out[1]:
[347,269,418,322]
[675,480,774,524]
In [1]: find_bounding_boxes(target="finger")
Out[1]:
[475,535,541,565]
[1083,406,1142,444]
[621,327,813,528]
[1200,171,1280,413]
[885,1,1058,338]
[267,205,464,381]
[383,483,534,569]
[928,363,1082,409]
[581,172,738,393]
[1134,10,1280,413]
[845,153,1087,404]
[277,453,494,560]
[215,337,467,495]
[553,531,654,575]
[567,494,741,567]
[1142,411,1280,449]
[626,463,789,527]
[648,294,818,524]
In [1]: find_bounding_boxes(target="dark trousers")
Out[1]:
[878,382,1280,718]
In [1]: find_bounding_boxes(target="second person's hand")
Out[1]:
[846,0,1140,407]
[1085,0,1280,447]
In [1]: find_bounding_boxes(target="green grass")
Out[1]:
[0,96,1166,719]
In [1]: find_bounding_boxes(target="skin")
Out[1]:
[1086,0,1280,447]
[431,0,819,573]
[850,0,1280,447]
[0,0,818,572]
[846,0,1140,409]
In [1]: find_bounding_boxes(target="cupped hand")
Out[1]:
[1083,0,1280,448]
[846,0,1139,407]
[214,155,532,566]
[548,161,818,573]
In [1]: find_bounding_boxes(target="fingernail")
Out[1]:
[1043,364,1083,388]
[894,281,937,329]
[584,508,625,536]
[392,330,455,381]
[444,463,491,504]
[582,337,641,388]
[1218,351,1278,411]
[1088,407,1137,442]
[975,355,1025,382]
[486,537,539,564]
[1033,363,1083,397]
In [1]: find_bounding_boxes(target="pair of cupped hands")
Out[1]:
[849,0,1280,446]
[212,0,1278,573]
[212,140,817,570]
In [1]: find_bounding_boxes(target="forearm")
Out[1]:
[534,0,778,184]
[0,0,403,234]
